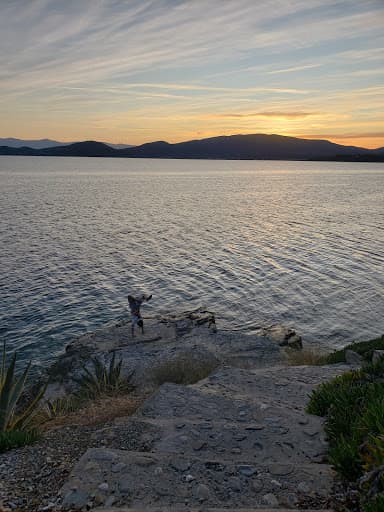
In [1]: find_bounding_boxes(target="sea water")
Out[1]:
[1,156,383,368]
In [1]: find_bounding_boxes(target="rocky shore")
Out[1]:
[0,309,349,511]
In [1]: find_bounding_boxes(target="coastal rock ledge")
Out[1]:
[38,309,348,511]
[46,309,301,398]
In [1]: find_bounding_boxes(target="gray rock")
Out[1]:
[118,477,133,494]
[297,481,311,494]
[111,462,126,473]
[97,482,108,491]
[345,349,363,365]
[269,463,293,476]
[252,479,264,492]
[62,489,89,509]
[262,493,279,507]
[171,459,191,472]
[228,476,241,492]
[104,496,116,507]
[372,350,384,364]
[194,483,210,501]
[238,464,257,477]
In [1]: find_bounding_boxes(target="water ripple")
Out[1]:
[1,157,384,367]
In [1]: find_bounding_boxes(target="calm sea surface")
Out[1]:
[1,156,383,368]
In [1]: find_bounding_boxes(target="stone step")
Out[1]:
[98,508,333,512]
[194,365,349,408]
[59,448,334,510]
[134,379,328,464]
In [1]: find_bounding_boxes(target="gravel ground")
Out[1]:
[0,400,158,512]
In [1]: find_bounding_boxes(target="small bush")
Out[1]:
[152,352,218,386]
[307,370,364,416]
[0,342,45,435]
[35,394,84,424]
[75,353,133,399]
[325,335,384,364]
[307,352,384,508]
[363,494,384,512]
[286,348,327,366]
[328,434,363,481]
[0,429,39,452]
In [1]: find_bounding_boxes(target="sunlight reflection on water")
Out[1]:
[1,157,383,367]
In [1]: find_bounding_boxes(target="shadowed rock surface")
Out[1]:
[44,310,349,510]
[46,309,295,398]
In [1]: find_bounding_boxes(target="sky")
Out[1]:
[0,0,383,148]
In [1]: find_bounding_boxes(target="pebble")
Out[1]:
[98,482,109,492]
[251,479,263,492]
[228,477,241,492]
[269,463,293,476]
[192,440,206,451]
[238,465,257,477]
[298,481,311,494]
[184,474,195,482]
[262,493,279,507]
[231,448,241,454]
[111,462,126,473]
[171,459,191,472]
[195,483,210,501]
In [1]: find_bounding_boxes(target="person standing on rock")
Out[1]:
[128,293,152,337]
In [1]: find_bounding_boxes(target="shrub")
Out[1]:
[0,342,45,433]
[0,429,40,453]
[363,494,384,512]
[307,370,364,416]
[325,335,384,364]
[286,348,327,366]
[75,352,133,399]
[307,354,384,508]
[328,434,363,481]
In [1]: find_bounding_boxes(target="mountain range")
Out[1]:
[0,137,133,150]
[0,134,383,161]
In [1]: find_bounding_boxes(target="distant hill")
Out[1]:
[0,138,133,150]
[0,134,382,161]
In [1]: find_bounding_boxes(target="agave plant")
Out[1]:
[0,342,45,432]
[75,352,132,399]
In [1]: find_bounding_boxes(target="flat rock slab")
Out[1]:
[98,509,333,512]
[45,309,293,398]
[58,364,348,510]
[195,364,351,408]
[60,448,333,510]
[135,383,328,464]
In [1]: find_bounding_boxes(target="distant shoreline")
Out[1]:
[1,133,383,162]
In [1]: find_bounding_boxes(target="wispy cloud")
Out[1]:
[213,111,318,119]
[267,64,322,75]
[0,0,383,146]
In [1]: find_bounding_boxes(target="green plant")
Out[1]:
[307,354,384,509]
[0,342,46,433]
[325,335,384,364]
[0,429,40,452]
[363,493,384,512]
[42,394,83,420]
[328,433,362,481]
[75,352,132,399]
[286,348,327,366]
[307,370,363,416]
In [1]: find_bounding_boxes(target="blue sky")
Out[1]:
[1,0,383,147]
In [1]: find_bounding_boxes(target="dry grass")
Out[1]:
[152,352,218,386]
[286,348,328,366]
[40,393,147,431]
